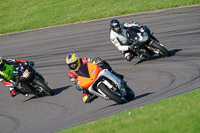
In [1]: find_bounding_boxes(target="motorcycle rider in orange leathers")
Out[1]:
[66,53,124,103]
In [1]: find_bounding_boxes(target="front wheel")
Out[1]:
[35,79,54,96]
[125,87,135,101]
[151,42,170,57]
[99,83,126,104]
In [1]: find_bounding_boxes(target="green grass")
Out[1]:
[58,88,200,133]
[0,0,199,34]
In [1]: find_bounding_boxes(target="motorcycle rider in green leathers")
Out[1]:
[0,57,34,97]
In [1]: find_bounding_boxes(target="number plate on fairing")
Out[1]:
[23,70,30,78]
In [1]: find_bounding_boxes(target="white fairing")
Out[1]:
[88,69,122,99]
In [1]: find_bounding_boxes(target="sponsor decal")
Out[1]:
[91,69,96,74]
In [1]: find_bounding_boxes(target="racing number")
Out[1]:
[23,70,30,78]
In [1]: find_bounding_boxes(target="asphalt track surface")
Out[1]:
[0,5,200,133]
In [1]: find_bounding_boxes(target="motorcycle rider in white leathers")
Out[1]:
[109,19,142,61]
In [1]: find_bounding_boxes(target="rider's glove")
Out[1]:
[93,57,102,65]
[30,61,34,66]
[93,57,106,68]
[26,61,34,66]
[75,84,83,91]
[132,21,141,27]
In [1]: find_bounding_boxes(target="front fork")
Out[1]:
[145,38,161,54]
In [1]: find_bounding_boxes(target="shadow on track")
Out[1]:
[134,92,153,100]
[23,85,71,102]
[53,85,72,95]
[168,49,182,56]
[99,92,153,110]
[135,49,182,64]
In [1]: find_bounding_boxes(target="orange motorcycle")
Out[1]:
[78,62,135,104]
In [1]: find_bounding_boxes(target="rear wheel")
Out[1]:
[98,83,125,104]
[35,79,54,96]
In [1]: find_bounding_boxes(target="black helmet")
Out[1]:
[110,19,121,33]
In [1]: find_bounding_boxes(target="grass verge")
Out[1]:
[58,88,200,133]
[0,0,200,34]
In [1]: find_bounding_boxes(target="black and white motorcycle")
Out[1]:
[126,25,170,59]
[14,64,54,97]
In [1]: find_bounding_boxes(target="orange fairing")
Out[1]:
[78,63,101,89]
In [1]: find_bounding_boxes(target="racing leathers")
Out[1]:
[0,58,33,97]
[110,21,141,61]
[68,57,124,103]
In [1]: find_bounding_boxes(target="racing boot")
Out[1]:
[9,87,18,97]
[84,94,98,103]
[126,53,135,62]
[83,90,98,103]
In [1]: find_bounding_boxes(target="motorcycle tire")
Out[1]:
[98,83,126,104]
[125,87,135,101]
[151,42,170,57]
[35,79,54,96]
